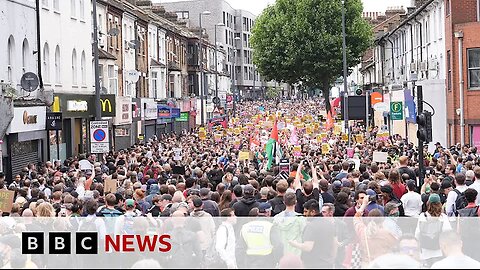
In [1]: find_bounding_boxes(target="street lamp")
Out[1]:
[215,23,225,104]
[341,0,350,146]
[232,36,241,118]
[199,10,211,126]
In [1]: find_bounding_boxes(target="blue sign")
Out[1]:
[93,129,106,141]
[171,108,181,118]
[157,105,171,119]
[404,89,416,123]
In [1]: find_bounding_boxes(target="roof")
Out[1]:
[384,0,435,39]
[150,58,166,67]
[98,49,117,60]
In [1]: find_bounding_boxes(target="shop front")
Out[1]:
[157,105,172,135]
[113,96,132,151]
[5,106,47,180]
[141,98,158,141]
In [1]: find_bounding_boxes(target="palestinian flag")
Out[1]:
[250,136,260,151]
[266,121,283,170]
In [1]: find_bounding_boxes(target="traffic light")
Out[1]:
[355,88,363,95]
[417,111,432,143]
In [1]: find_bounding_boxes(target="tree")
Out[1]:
[251,0,372,112]
[266,86,281,99]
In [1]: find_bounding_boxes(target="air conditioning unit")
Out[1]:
[420,61,428,72]
[410,62,417,72]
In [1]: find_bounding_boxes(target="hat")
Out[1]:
[425,186,432,194]
[258,202,272,213]
[342,180,351,188]
[192,197,203,208]
[366,189,376,197]
[428,193,441,204]
[125,199,135,207]
[243,184,255,196]
[380,185,393,194]
[200,188,211,197]
[435,142,441,146]
[333,180,342,188]
[441,181,452,190]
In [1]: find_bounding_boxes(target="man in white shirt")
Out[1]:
[446,173,469,216]
[468,166,480,205]
[215,208,237,269]
[401,180,422,217]
[431,230,480,269]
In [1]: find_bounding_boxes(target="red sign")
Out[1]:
[226,95,233,103]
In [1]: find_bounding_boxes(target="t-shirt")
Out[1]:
[397,167,416,182]
[391,182,407,199]
[301,218,336,268]
[321,192,335,204]
[295,188,320,214]
[431,255,480,269]
[401,191,423,217]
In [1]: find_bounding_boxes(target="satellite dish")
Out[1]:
[129,40,139,49]
[20,72,39,92]
[108,28,119,37]
[126,70,140,83]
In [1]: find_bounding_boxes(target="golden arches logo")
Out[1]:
[100,99,112,112]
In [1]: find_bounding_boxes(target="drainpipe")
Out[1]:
[455,31,465,145]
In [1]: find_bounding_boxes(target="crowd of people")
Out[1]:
[1,99,480,268]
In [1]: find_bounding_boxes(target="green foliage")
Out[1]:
[251,0,372,111]
[266,86,281,99]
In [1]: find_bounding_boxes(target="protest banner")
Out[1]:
[0,190,14,213]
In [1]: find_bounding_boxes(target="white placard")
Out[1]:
[90,121,110,154]
[373,151,388,163]
[173,148,182,161]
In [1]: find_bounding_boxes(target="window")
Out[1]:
[81,51,86,86]
[7,36,14,83]
[55,46,60,84]
[98,64,104,88]
[108,65,118,94]
[175,11,189,19]
[71,0,76,18]
[53,0,59,11]
[79,0,85,20]
[478,0,480,21]
[447,50,452,90]
[169,74,175,98]
[72,49,77,85]
[446,0,450,15]
[468,49,480,89]
[42,0,49,8]
[43,43,50,83]
[152,72,158,98]
[22,39,29,74]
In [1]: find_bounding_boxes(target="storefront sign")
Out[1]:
[171,108,181,118]
[7,106,46,134]
[177,112,189,122]
[158,105,171,119]
[67,100,88,112]
[113,96,132,125]
[142,99,157,120]
[46,112,62,130]
[99,95,116,117]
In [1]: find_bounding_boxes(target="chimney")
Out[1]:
[136,0,152,7]
[407,7,416,15]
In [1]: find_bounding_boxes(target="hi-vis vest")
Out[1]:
[241,221,274,256]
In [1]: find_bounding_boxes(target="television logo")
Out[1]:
[22,232,171,255]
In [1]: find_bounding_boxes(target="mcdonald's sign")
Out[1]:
[100,95,116,117]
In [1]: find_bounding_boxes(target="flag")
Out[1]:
[326,111,334,130]
[266,121,283,170]
[250,136,260,151]
[289,127,299,146]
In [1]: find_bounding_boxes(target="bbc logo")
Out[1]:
[22,232,98,255]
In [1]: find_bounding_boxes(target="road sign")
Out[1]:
[212,97,220,105]
[46,112,62,130]
[390,102,404,120]
[90,120,109,153]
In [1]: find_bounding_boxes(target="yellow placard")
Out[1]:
[356,134,364,144]
[321,143,330,154]
[333,125,342,135]
[234,128,241,135]
[214,133,222,142]
[342,133,348,142]
[238,151,250,161]
[320,133,327,139]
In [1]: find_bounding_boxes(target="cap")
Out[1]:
[425,186,432,194]
[192,197,203,208]
[243,184,255,196]
[125,199,135,207]
[342,180,351,188]
[258,202,272,213]
[441,181,452,190]
[380,185,393,194]
[366,189,377,197]
[333,180,342,188]
[428,193,441,204]
[435,142,441,145]
[200,188,211,197]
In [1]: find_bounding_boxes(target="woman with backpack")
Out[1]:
[415,193,452,268]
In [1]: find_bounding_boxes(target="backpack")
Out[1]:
[203,224,227,268]
[457,206,479,217]
[454,189,469,214]
[418,213,443,250]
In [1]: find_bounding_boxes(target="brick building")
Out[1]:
[446,0,480,146]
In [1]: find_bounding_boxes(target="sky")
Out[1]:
[157,0,414,16]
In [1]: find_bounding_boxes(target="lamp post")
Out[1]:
[341,0,350,147]
[232,36,241,118]
[199,11,211,126]
[215,23,225,103]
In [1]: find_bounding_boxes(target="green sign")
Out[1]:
[176,112,189,122]
[390,102,404,120]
